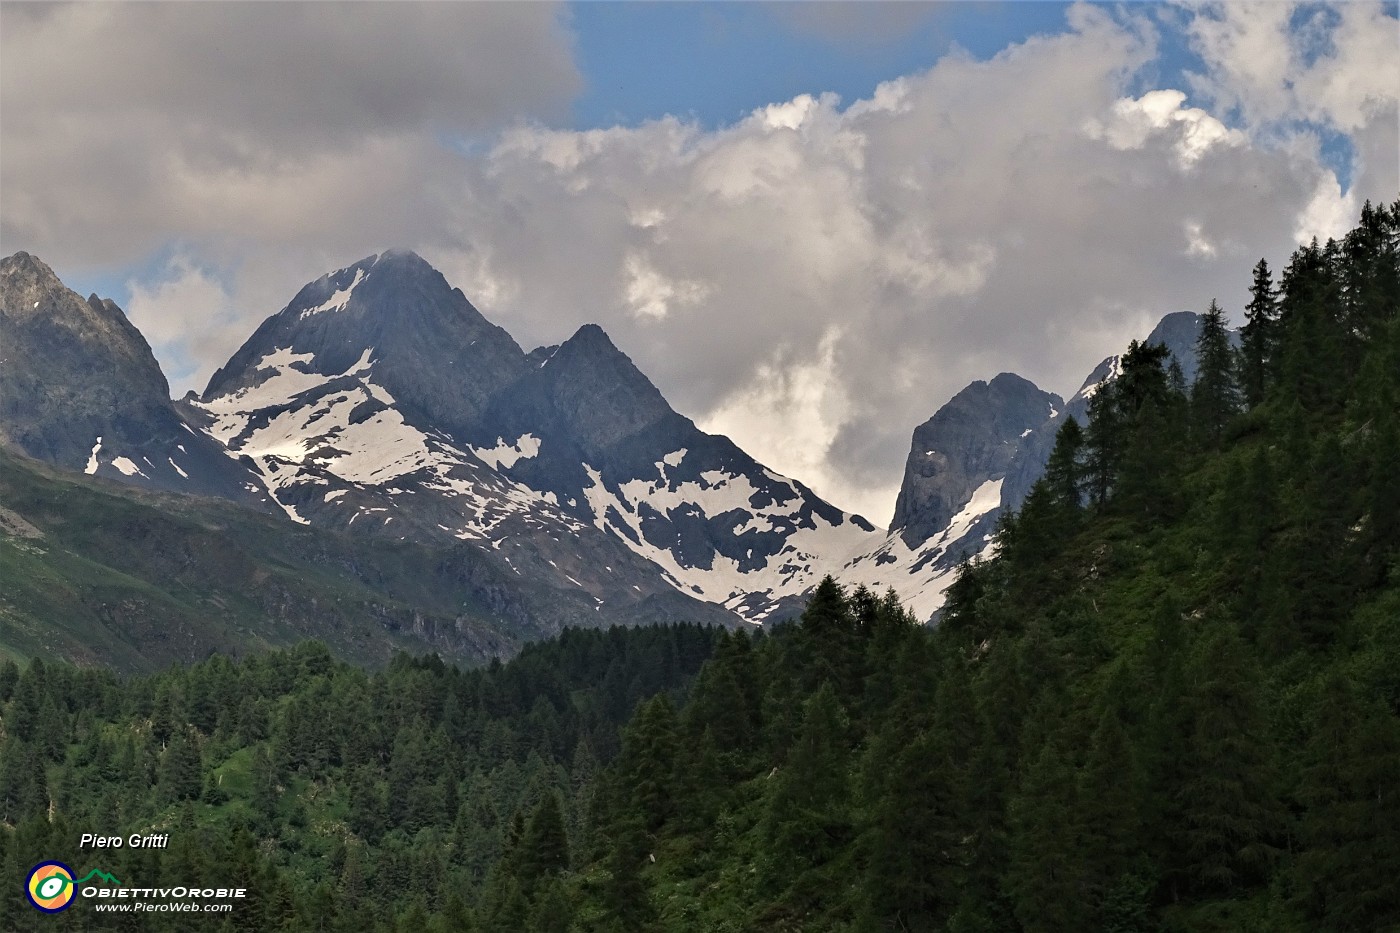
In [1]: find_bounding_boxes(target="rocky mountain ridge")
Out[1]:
[0,252,273,509]
[188,251,881,625]
[3,247,1218,633]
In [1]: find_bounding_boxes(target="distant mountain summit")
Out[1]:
[835,309,1230,620]
[2,246,1233,633]
[0,251,271,507]
[891,373,1062,548]
[194,251,880,625]
[203,251,527,439]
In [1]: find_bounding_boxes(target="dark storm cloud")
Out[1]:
[0,2,578,263]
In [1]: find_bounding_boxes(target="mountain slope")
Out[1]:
[0,252,272,508]
[890,373,1062,547]
[0,447,524,672]
[195,252,880,624]
[835,311,1222,620]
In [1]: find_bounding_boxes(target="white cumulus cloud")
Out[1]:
[3,2,1395,524]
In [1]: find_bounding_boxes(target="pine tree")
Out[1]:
[1168,625,1280,895]
[601,814,654,932]
[1079,707,1150,927]
[527,875,575,933]
[1238,259,1279,407]
[796,575,861,697]
[760,682,851,903]
[1042,418,1085,513]
[1191,299,1240,446]
[1339,199,1400,343]
[477,867,530,932]
[1083,375,1123,506]
[158,728,202,804]
[1277,238,1350,412]
[0,659,18,703]
[1117,397,1181,522]
[615,695,678,833]
[1286,434,1360,643]
[861,656,977,930]
[1082,341,1174,507]
[1008,739,1087,932]
[517,792,569,894]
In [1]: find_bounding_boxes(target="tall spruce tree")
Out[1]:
[1191,299,1240,446]
[517,792,570,895]
[1042,418,1085,514]
[1238,259,1279,408]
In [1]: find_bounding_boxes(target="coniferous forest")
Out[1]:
[2,201,1399,931]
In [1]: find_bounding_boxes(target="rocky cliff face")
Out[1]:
[0,252,272,508]
[832,311,1228,621]
[891,373,1062,548]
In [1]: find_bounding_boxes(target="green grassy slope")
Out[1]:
[0,448,523,671]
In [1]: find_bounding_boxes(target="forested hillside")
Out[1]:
[1,201,1396,932]
[0,626,722,930]
[574,201,1400,931]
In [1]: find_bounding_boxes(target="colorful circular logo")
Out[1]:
[26,861,76,913]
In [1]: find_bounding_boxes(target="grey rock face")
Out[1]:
[867,310,1232,621]
[204,251,528,440]
[1143,310,1215,386]
[890,373,1062,547]
[0,252,272,508]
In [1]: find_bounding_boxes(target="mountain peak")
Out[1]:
[891,371,1061,543]
[203,248,527,437]
[562,322,618,353]
[1,251,64,300]
[2,250,45,270]
[1145,310,1205,348]
[0,249,273,508]
[988,371,1042,393]
[373,248,429,267]
[552,323,653,384]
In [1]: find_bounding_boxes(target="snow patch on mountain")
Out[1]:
[1078,355,1121,400]
[580,459,879,619]
[839,477,1004,620]
[111,456,145,478]
[197,342,585,544]
[301,268,366,319]
[473,434,542,470]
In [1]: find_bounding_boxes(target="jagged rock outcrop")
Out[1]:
[0,251,272,507]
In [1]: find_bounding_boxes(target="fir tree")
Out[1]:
[1042,418,1085,513]
[1191,299,1240,445]
[517,792,570,894]
[1238,259,1279,407]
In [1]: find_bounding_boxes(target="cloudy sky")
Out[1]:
[2,2,1396,524]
